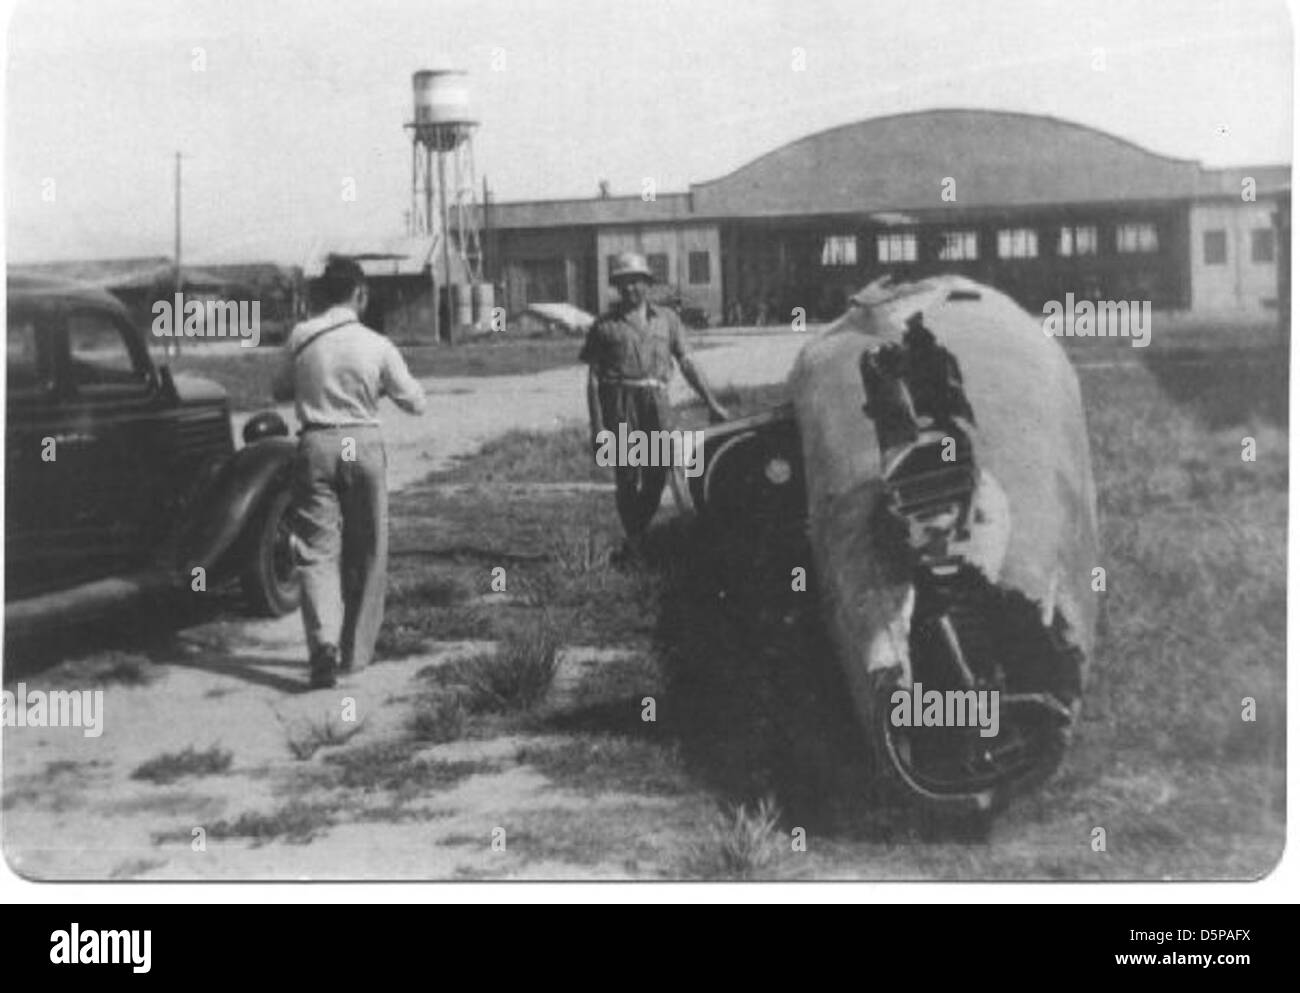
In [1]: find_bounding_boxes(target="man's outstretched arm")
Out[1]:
[669,316,729,422]
[679,354,730,422]
[381,342,427,415]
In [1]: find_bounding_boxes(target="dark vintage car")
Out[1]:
[5,274,300,637]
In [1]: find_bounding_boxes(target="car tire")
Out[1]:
[241,485,301,617]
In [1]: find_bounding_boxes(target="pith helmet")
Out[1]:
[609,251,653,284]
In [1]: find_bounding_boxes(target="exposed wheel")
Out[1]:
[240,485,301,617]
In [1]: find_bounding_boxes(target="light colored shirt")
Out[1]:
[274,305,426,426]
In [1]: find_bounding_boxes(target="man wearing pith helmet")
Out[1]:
[579,251,730,550]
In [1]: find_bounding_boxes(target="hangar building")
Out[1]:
[483,109,1290,326]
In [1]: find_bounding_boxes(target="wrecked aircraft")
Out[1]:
[691,275,1099,814]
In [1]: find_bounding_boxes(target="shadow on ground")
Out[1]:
[633,515,923,841]
[4,588,241,680]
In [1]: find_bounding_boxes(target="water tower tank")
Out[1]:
[412,70,475,127]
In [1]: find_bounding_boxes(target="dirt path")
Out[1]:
[234,330,808,489]
[3,333,808,881]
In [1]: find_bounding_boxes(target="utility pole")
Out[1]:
[482,176,492,284]
[172,151,183,356]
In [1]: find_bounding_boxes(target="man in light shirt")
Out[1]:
[273,257,427,689]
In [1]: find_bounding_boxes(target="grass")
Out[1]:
[684,798,785,880]
[429,425,602,485]
[421,625,562,715]
[409,690,468,743]
[322,741,493,795]
[130,745,233,785]
[370,332,1285,879]
[514,737,687,798]
[167,803,336,846]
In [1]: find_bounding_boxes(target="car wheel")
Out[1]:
[241,485,301,617]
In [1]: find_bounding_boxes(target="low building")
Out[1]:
[483,109,1290,326]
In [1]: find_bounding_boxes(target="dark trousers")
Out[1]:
[597,381,673,538]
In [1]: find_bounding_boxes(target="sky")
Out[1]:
[2,0,1294,264]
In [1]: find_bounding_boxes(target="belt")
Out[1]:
[299,422,382,433]
[601,377,668,389]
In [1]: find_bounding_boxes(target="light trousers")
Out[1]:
[290,425,388,669]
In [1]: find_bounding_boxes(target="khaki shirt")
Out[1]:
[579,303,689,383]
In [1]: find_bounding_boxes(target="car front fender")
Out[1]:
[177,436,296,576]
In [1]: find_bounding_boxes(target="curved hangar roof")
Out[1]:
[689,108,1213,218]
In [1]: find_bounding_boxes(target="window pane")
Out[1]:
[67,311,141,386]
[6,318,43,390]
[938,230,977,261]
[646,253,669,284]
[1204,230,1227,265]
[1117,223,1158,253]
[822,235,858,266]
[1251,228,1275,263]
[997,228,1038,258]
[688,250,711,284]
[875,232,916,263]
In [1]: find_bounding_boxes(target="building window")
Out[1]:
[997,228,1038,259]
[821,235,858,266]
[1116,222,1159,253]
[1203,230,1227,265]
[1058,225,1098,257]
[646,252,670,284]
[1251,228,1275,263]
[688,250,711,284]
[876,232,917,263]
[937,230,978,261]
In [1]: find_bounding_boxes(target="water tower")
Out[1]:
[406,69,488,342]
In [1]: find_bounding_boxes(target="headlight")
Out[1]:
[764,457,793,485]
[243,411,290,444]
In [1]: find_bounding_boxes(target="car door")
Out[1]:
[56,306,163,579]
[5,306,73,597]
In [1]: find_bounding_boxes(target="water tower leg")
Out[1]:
[438,150,455,344]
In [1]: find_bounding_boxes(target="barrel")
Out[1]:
[471,282,495,328]
[450,282,473,329]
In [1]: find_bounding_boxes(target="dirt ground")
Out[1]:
[2,333,810,881]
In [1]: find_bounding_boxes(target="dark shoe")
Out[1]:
[309,645,340,689]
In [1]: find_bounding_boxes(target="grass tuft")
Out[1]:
[686,797,784,880]
[423,625,562,715]
[130,745,233,785]
[409,691,468,743]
